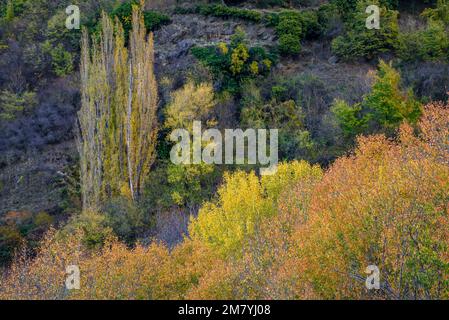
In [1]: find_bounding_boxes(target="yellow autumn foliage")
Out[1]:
[1,104,447,300]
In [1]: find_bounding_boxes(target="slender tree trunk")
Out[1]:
[126,66,135,201]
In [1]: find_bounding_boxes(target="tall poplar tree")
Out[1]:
[77,3,158,210]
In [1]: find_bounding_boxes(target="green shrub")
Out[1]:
[111,1,171,38]
[241,81,315,161]
[41,40,74,77]
[330,0,357,20]
[332,0,399,60]
[275,10,303,56]
[332,60,422,137]
[278,33,301,55]
[166,163,219,208]
[381,0,399,9]
[316,3,340,36]
[397,0,449,63]
[317,3,338,24]
[397,20,449,62]
[264,12,280,27]
[300,9,322,39]
[271,9,322,56]
[182,4,262,22]
[173,6,196,15]
[418,21,449,61]
[254,0,289,7]
[191,28,275,94]
[143,10,171,30]
[63,210,113,249]
[4,0,14,22]
[103,197,146,244]
[271,85,288,100]
[363,61,422,130]
[33,212,54,228]
[396,31,420,62]
[422,0,449,25]
[143,161,220,213]
[276,12,302,34]
[0,90,37,121]
[1,0,26,21]
[45,10,81,50]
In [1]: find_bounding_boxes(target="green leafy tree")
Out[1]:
[333,61,421,137]
[332,0,399,60]
[62,210,113,249]
[230,43,250,75]
[166,163,218,208]
[331,0,358,19]
[331,99,368,139]
[418,20,449,61]
[363,61,422,131]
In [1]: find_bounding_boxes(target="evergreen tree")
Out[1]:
[5,0,14,22]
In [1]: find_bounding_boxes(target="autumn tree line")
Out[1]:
[0,1,448,300]
[0,102,447,300]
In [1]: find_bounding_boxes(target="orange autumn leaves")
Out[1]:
[293,103,449,299]
[1,103,448,300]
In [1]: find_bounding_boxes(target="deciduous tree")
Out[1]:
[78,4,158,209]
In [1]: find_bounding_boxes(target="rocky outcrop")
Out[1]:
[153,14,277,74]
